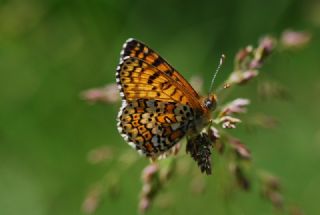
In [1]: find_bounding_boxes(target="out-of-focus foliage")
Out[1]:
[0,0,320,215]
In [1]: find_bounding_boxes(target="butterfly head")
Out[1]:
[204,54,224,112]
[203,94,217,111]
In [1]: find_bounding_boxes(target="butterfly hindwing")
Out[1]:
[117,99,196,157]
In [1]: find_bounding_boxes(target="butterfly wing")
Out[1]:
[117,99,196,157]
[120,38,201,105]
[116,57,202,108]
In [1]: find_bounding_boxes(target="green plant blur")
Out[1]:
[0,0,320,214]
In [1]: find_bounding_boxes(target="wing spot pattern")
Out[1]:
[117,99,196,157]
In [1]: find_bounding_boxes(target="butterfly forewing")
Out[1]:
[121,38,201,105]
[117,57,197,106]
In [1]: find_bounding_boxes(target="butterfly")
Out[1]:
[116,38,218,163]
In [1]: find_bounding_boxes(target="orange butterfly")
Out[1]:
[116,38,217,161]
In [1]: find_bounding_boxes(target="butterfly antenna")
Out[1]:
[209,54,225,95]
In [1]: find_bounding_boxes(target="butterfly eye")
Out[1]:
[204,96,217,111]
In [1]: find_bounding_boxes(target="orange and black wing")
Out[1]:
[116,56,201,108]
[117,38,202,109]
[117,99,195,158]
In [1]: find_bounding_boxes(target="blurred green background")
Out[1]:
[1,0,320,214]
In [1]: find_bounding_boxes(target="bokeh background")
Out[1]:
[1,0,320,214]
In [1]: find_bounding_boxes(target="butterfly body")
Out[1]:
[116,38,217,158]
